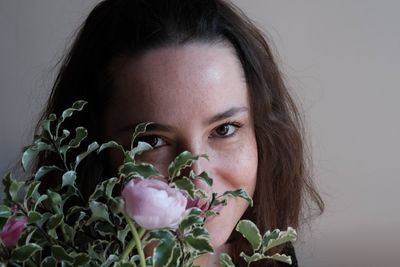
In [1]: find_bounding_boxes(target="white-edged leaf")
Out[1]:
[168,151,203,178]
[62,170,77,188]
[263,227,297,253]
[11,243,42,262]
[98,140,125,154]
[74,141,99,170]
[236,220,262,251]
[266,253,292,264]
[130,122,153,149]
[219,253,236,267]
[130,141,153,158]
[34,165,62,181]
[222,189,253,207]
[22,141,54,171]
[59,127,88,156]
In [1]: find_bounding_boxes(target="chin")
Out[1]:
[204,207,236,249]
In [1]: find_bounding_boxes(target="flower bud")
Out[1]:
[0,216,28,247]
[122,178,187,230]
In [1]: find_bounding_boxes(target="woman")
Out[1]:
[35,0,324,266]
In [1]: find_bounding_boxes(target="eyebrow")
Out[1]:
[118,122,175,133]
[118,107,248,133]
[204,107,249,125]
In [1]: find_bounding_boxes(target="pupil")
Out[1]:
[217,125,229,135]
[144,136,158,147]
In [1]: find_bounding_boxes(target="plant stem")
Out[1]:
[121,213,146,267]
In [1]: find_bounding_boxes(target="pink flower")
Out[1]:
[122,179,187,230]
[0,216,28,247]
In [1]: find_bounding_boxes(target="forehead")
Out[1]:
[108,43,249,127]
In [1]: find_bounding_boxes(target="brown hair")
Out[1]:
[35,0,324,265]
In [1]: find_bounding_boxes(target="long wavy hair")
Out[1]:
[34,0,324,266]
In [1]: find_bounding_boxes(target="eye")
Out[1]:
[212,123,241,138]
[135,135,167,148]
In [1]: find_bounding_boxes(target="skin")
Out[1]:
[104,43,258,266]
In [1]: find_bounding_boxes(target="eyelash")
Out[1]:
[211,121,243,138]
[133,135,167,149]
[131,121,242,149]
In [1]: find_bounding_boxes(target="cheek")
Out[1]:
[214,141,258,195]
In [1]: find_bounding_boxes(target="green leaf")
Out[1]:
[42,256,57,267]
[116,262,135,267]
[74,141,99,169]
[222,189,253,207]
[266,253,292,264]
[109,196,124,214]
[41,113,57,138]
[130,141,153,158]
[98,140,125,154]
[25,181,41,200]
[179,215,204,232]
[104,177,118,198]
[34,165,61,181]
[58,100,87,128]
[22,141,54,171]
[73,252,90,266]
[119,162,161,178]
[143,229,173,247]
[23,227,37,245]
[239,252,263,264]
[63,224,75,243]
[153,239,176,267]
[204,210,218,218]
[196,171,213,186]
[0,205,11,218]
[219,253,236,267]
[239,251,292,265]
[101,254,119,267]
[184,234,213,253]
[33,194,48,211]
[174,178,195,199]
[192,227,209,238]
[90,177,119,201]
[59,127,88,156]
[117,224,130,244]
[47,214,64,230]
[130,122,153,149]
[168,151,202,178]
[194,188,208,199]
[47,190,62,213]
[2,172,24,202]
[11,243,42,262]
[28,211,42,223]
[261,229,279,247]
[167,245,182,267]
[263,227,297,253]
[96,221,116,237]
[59,129,71,144]
[36,212,51,228]
[87,200,111,225]
[62,170,77,188]
[144,230,175,267]
[51,245,74,263]
[236,220,262,251]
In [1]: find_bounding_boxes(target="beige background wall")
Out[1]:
[1,1,399,266]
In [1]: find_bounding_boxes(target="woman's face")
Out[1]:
[104,43,258,248]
